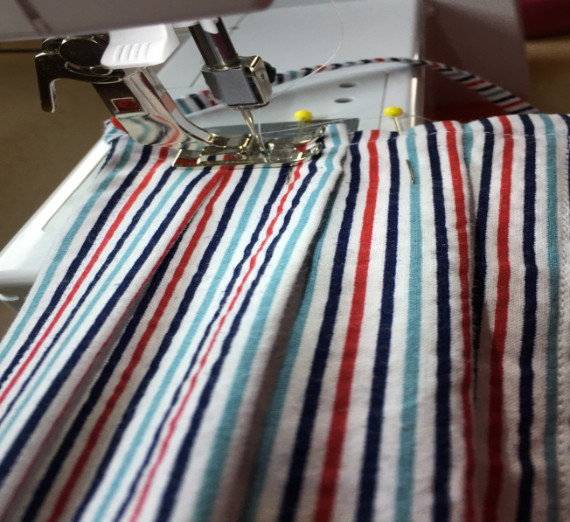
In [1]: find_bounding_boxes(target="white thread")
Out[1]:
[252,0,344,138]
[270,0,345,102]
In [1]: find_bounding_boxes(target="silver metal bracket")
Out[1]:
[201,56,272,109]
[35,35,226,148]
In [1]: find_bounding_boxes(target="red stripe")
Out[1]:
[443,121,475,521]
[128,162,305,521]
[314,131,380,521]
[0,148,170,407]
[44,165,233,522]
[484,116,513,521]
[0,165,227,520]
[111,117,127,133]
[200,90,217,106]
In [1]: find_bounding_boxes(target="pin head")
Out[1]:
[294,110,313,122]
[384,106,404,118]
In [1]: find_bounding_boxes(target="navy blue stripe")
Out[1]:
[357,134,400,521]
[163,164,287,378]
[277,134,362,522]
[24,213,187,522]
[155,154,323,522]
[189,93,206,110]
[110,164,290,521]
[25,167,250,521]
[70,166,251,520]
[472,119,494,391]
[0,155,170,429]
[0,165,212,489]
[352,130,363,144]
[456,74,476,83]
[427,124,452,522]
[476,84,496,93]
[99,137,120,171]
[0,143,147,391]
[517,114,537,522]
[493,94,516,104]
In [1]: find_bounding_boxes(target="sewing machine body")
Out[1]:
[1,0,271,41]
[0,0,422,308]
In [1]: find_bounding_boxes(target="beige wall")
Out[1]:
[0,42,108,339]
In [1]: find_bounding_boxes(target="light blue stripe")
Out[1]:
[395,128,422,521]
[102,124,126,142]
[540,114,559,522]
[194,127,342,522]
[445,70,467,79]
[0,163,190,446]
[92,165,271,521]
[176,98,192,115]
[485,89,508,100]
[463,123,474,170]
[239,183,333,522]
[0,140,134,361]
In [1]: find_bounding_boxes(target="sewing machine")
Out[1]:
[5,0,424,163]
[0,0,424,310]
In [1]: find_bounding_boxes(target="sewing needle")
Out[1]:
[241,109,266,158]
[384,106,415,184]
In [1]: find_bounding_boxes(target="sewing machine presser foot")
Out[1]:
[173,124,327,168]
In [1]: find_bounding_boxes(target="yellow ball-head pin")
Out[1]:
[383,106,415,184]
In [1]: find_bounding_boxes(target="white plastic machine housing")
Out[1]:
[0,0,421,309]
[0,0,271,41]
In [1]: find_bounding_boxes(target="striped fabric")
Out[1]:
[0,114,569,521]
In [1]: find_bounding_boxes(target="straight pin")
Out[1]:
[288,110,313,182]
[384,106,416,184]
[294,109,313,141]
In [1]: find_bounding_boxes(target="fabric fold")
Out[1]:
[0,124,349,521]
